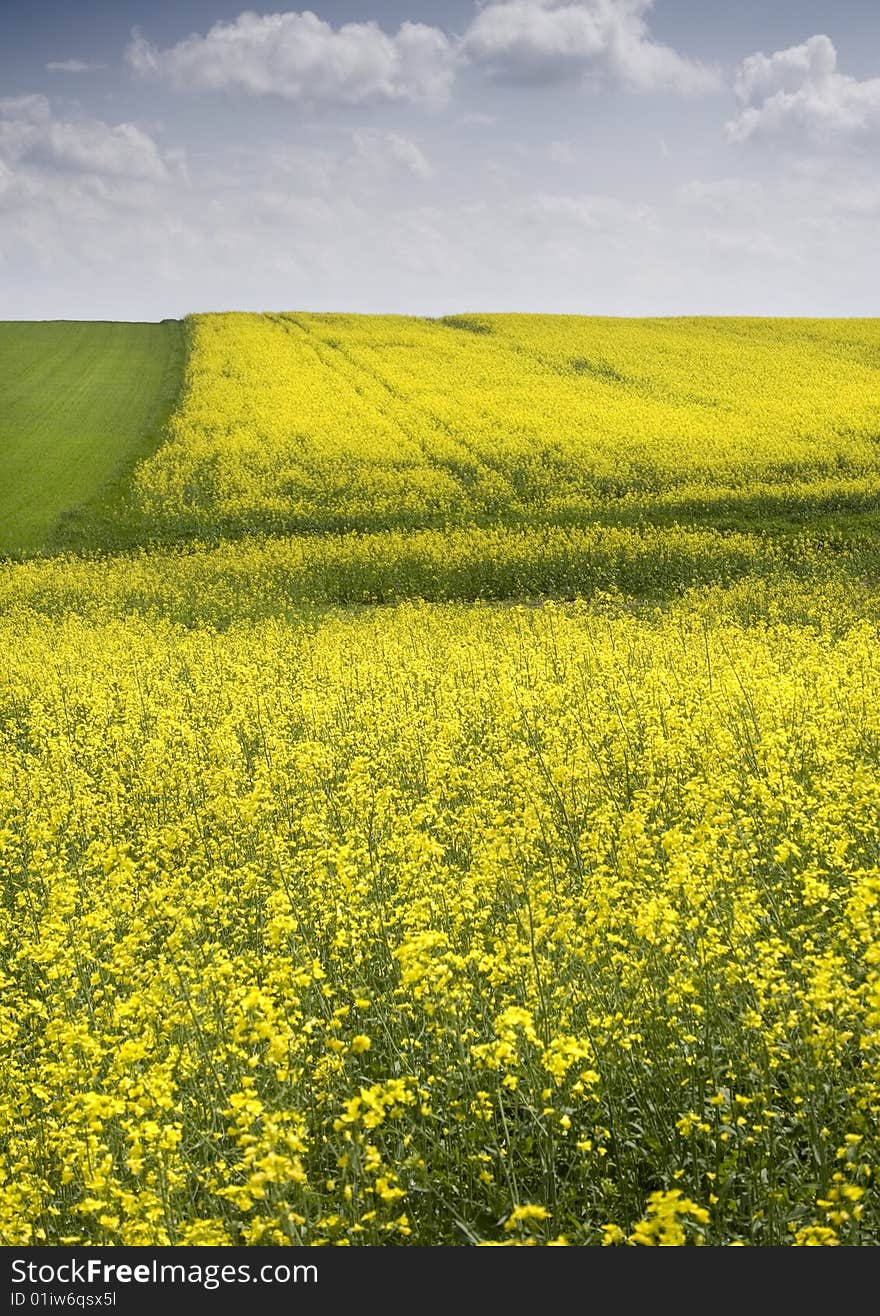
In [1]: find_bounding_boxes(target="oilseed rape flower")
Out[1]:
[628,1192,711,1246]
[0,589,879,1245]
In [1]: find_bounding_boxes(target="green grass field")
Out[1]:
[0,320,184,555]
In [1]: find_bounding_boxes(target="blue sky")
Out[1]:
[2,1,879,318]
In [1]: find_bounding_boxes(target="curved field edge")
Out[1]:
[0,320,185,558]
[46,319,187,556]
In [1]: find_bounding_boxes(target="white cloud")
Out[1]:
[45,59,105,74]
[727,34,880,145]
[733,34,836,104]
[123,3,719,108]
[461,0,719,94]
[126,11,455,107]
[0,94,171,185]
[45,121,168,181]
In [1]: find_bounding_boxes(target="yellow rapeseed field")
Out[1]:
[3,312,880,1246]
[131,312,880,538]
[1,586,878,1245]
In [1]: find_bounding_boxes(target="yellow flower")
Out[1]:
[505,1205,552,1232]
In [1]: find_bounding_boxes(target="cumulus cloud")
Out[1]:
[45,59,105,74]
[727,34,880,145]
[44,121,168,181]
[126,11,455,107]
[461,0,719,94]
[123,3,719,106]
[0,94,171,183]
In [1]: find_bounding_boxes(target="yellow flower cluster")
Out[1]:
[128,312,880,538]
[1,587,878,1245]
